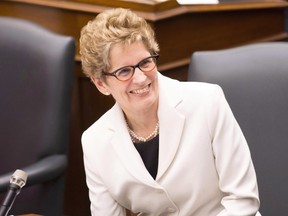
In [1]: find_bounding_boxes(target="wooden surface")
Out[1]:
[0,1,287,215]
[18,214,42,216]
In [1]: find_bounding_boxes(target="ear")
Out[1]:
[90,77,111,96]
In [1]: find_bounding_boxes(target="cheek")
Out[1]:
[110,84,129,99]
[150,70,158,80]
[104,79,125,95]
[151,72,158,86]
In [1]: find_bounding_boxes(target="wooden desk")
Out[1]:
[18,214,41,216]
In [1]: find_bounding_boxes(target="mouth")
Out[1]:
[130,84,150,94]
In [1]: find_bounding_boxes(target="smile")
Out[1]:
[130,84,150,94]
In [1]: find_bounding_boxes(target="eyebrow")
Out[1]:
[110,55,152,72]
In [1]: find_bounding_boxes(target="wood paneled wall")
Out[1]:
[0,1,287,215]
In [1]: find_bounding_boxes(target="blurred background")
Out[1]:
[0,0,287,215]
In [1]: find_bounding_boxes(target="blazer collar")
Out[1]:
[108,73,185,184]
[109,104,158,186]
[156,73,185,180]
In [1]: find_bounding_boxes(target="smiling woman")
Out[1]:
[79,7,261,216]
[90,41,160,121]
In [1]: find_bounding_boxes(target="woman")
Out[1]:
[80,8,261,216]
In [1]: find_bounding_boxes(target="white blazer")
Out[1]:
[82,73,261,216]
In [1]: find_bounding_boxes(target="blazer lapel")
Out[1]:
[156,74,185,180]
[109,104,158,185]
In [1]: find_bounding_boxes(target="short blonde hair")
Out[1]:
[79,8,160,78]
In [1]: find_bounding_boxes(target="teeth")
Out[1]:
[131,85,149,94]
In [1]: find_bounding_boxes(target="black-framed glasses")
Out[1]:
[103,54,159,81]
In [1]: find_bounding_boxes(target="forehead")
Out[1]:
[109,41,150,68]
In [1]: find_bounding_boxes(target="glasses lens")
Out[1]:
[115,67,134,81]
[139,57,157,72]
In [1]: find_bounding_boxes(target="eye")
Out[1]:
[139,58,153,69]
[115,67,133,77]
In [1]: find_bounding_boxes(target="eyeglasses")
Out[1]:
[103,54,159,81]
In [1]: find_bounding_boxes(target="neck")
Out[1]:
[126,114,158,133]
[124,110,159,142]
[124,101,158,131]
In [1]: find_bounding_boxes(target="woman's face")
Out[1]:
[92,41,159,116]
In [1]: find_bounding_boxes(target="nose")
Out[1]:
[132,67,146,83]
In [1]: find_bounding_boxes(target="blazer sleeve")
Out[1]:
[82,132,126,216]
[207,85,261,216]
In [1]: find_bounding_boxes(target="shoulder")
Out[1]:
[159,73,224,102]
[181,81,224,100]
[179,82,225,116]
